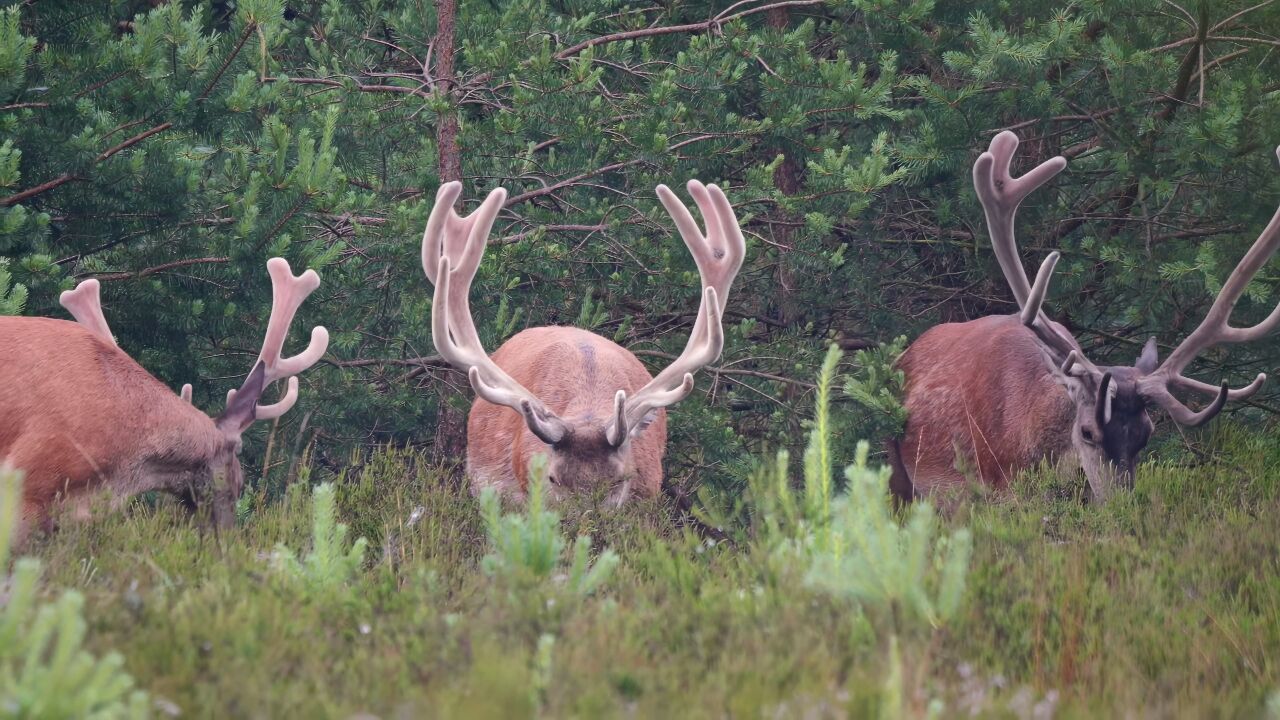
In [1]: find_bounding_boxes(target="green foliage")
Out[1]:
[843,336,909,441]
[749,344,972,640]
[0,7,34,101]
[0,466,16,569]
[272,482,368,594]
[805,442,972,630]
[479,455,618,598]
[0,258,22,315]
[0,467,150,718]
[802,344,842,546]
[746,345,844,550]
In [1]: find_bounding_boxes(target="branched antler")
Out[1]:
[973,131,1100,375]
[424,182,569,444]
[1139,145,1280,424]
[222,258,329,427]
[605,181,746,445]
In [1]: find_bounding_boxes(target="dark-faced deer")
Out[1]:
[1,258,327,544]
[423,180,744,505]
[889,132,1278,501]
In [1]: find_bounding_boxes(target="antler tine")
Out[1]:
[1170,372,1266,401]
[258,258,329,380]
[424,185,568,445]
[1156,145,1280,380]
[973,131,1067,310]
[421,181,489,289]
[609,180,745,444]
[1022,252,1060,326]
[224,258,328,424]
[252,377,299,420]
[658,181,747,311]
[1143,381,1230,428]
[60,279,116,346]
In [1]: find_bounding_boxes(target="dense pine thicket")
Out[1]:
[2,0,1279,497]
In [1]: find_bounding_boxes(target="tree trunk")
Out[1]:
[766,7,801,332]
[433,0,467,458]
[435,0,462,184]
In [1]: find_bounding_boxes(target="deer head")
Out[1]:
[423,180,745,499]
[976,131,1278,499]
[57,258,329,526]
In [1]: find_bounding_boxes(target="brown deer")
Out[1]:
[889,132,1278,501]
[1,258,328,544]
[422,180,745,504]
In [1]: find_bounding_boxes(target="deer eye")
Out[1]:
[1081,427,1097,444]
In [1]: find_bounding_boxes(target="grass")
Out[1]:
[7,422,1280,718]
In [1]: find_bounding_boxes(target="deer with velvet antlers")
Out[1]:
[1,258,327,544]
[423,180,745,505]
[889,132,1279,501]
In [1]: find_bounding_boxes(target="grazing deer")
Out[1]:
[0,258,327,544]
[422,180,745,504]
[889,132,1278,501]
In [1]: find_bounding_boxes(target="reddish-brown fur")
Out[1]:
[890,314,1075,497]
[466,326,666,498]
[1,317,224,537]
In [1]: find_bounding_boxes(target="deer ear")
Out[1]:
[216,362,266,436]
[1136,336,1159,374]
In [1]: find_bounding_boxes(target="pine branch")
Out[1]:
[0,173,78,207]
[504,160,638,206]
[632,350,816,389]
[266,75,432,99]
[96,122,173,161]
[254,193,312,252]
[91,256,230,281]
[554,0,826,59]
[328,355,447,369]
[1,122,174,207]
[73,70,131,99]
[200,22,257,101]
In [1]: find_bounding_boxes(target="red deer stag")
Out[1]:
[889,132,1277,501]
[422,180,745,504]
[1,258,328,543]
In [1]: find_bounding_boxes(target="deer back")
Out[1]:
[0,317,221,514]
[465,326,667,496]
[893,314,1076,496]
